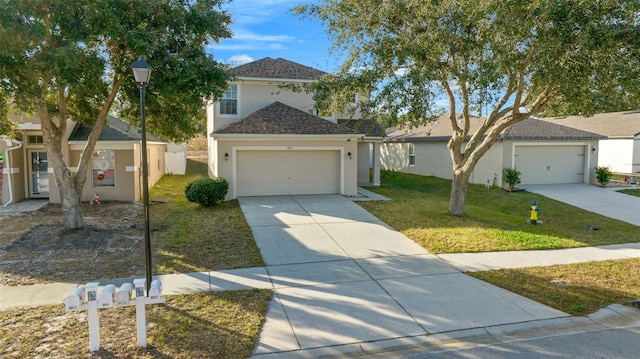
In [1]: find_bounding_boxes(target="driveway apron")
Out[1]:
[521,184,640,226]
[239,195,567,357]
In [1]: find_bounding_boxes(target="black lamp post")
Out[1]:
[131,55,152,295]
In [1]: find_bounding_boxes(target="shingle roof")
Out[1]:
[214,102,357,135]
[230,57,325,80]
[540,111,640,137]
[69,116,165,142]
[338,119,385,138]
[385,116,603,142]
[502,118,605,140]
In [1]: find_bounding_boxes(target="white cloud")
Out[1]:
[227,54,254,65]
[234,31,294,43]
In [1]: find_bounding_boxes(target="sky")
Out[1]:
[208,0,341,73]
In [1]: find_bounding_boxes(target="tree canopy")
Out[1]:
[297,0,640,215]
[0,0,232,228]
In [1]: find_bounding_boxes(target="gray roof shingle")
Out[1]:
[214,102,357,135]
[231,57,325,80]
[338,119,385,138]
[540,111,640,137]
[502,118,605,140]
[385,116,604,142]
[69,116,165,142]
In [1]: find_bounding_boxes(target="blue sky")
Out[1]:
[208,0,341,72]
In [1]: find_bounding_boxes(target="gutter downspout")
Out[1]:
[2,138,23,206]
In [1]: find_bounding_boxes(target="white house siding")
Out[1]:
[633,137,640,173]
[381,141,503,185]
[599,139,635,173]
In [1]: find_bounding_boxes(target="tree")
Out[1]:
[0,0,231,229]
[297,0,640,216]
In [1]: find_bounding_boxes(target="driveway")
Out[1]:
[521,184,640,226]
[238,194,567,357]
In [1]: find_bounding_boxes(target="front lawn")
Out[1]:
[470,258,640,315]
[0,290,271,359]
[150,159,264,274]
[360,171,639,253]
[617,188,640,197]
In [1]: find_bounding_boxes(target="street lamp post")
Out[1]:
[131,56,152,295]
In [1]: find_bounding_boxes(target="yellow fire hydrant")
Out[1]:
[529,201,540,224]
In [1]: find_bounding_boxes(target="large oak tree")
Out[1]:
[0,0,231,228]
[298,0,640,216]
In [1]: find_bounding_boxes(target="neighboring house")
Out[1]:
[383,116,604,187]
[206,57,382,199]
[1,115,168,206]
[539,111,640,174]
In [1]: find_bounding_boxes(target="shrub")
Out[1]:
[185,177,228,207]
[595,166,613,187]
[502,168,521,192]
[380,169,399,184]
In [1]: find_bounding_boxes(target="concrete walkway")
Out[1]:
[2,191,640,358]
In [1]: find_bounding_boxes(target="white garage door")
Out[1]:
[515,145,585,185]
[236,150,341,196]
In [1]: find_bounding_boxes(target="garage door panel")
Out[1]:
[237,150,341,196]
[515,145,585,185]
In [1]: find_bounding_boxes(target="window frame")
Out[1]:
[219,83,238,115]
[92,150,116,188]
[409,143,416,166]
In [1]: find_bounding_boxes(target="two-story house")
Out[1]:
[206,57,383,199]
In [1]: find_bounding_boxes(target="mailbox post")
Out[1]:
[63,279,164,353]
[86,282,100,352]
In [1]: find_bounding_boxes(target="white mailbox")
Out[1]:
[115,283,133,306]
[148,279,162,300]
[98,284,116,308]
[64,287,86,312]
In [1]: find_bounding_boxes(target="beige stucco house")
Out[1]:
[206,57,383,199]
[1,115,167,206]
[383,116,604,187]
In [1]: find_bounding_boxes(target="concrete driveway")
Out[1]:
[239,194,567,357]
[521,184,640,226]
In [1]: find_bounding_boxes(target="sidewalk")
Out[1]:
[1,193,640,358]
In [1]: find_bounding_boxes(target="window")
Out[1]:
[28,135,44,144]
[92,150,115,187]
[219,84,237,115]
[409,143,416,166]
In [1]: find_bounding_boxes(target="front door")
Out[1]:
[29,151,49,198]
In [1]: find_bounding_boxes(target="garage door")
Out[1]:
[514,145,585,185]
[236,150,341,196]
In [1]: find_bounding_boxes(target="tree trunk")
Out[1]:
[449,169,471,217]
[60,183,83,229]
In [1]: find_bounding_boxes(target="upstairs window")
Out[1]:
[219,84,237,115]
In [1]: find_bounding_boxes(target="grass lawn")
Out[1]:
[150,159,264,274]
[0,290,271,358]
[617,188,640,197]
[359,171,639,253]
[470,258,640,315]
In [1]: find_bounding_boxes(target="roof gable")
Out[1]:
[230,57,325,80]
[214,102,357,135]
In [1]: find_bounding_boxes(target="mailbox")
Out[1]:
[64,287,86,312]
[148,280,162,300]
[133,278,146,298]
[98,284,116,308]
[115,283,133,306]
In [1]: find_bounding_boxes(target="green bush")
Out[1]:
[502,168,521,192]
[185,177,228,207]
[595,166,613,187]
